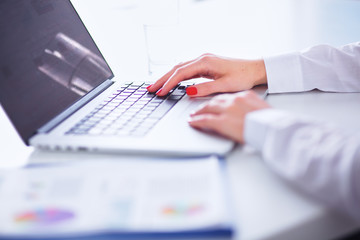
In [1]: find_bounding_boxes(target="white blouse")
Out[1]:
[244,42,360,221]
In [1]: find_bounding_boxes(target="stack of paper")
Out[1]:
[0,156,232,239]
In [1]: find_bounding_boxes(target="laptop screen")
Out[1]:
[0,0,113,144]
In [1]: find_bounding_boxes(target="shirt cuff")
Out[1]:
[264,53,305,93]
[244,109,290,151]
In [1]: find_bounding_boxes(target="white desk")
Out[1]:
[1,0,360,239]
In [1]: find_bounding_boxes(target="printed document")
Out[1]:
[0,156,231,238]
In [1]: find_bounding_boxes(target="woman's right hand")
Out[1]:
[147,53,268,97]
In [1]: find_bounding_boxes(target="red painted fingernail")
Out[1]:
[146,84,153,90]
[156,89,163,95]
[186,86,197,96]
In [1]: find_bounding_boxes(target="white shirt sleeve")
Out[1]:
[244,109,360,222]
[264,42,360,93]
[243,42,360,221]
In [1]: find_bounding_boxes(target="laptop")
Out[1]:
[0,0,267,156]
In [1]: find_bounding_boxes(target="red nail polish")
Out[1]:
[156,89,163,95]
[186,86,197,96]
[146,84,153,90]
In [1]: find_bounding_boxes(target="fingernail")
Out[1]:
[156,89,163,95]
[186,86,197,96]
[146,84,153,90]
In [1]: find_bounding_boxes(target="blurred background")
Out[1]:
[72,0,360,81]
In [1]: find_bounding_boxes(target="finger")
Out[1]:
[190,101,225,116]
[186,80,227,97]
[188,114,223,133]
[156,56,215,96]
[147,59,195,93]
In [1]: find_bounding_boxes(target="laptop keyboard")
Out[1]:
[66,82,188,137]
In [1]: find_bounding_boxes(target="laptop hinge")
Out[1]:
[37,79,114,134]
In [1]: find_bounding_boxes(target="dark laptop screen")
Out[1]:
[0,0,113,144]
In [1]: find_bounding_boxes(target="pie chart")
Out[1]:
[162,203,204,216]
[14,208,75,225]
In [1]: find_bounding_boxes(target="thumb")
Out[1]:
[186,80,226,97]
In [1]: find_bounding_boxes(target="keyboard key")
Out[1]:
[168,95,183,101]
[128,95,142,100]
[142,93,155,98]
[114,96,128,100]
[113,119,129,127]
[88,128,104,135]
[148,100,177,119]
[127,87,139,91]
[131,129,148,136]
[171,89,186,96]
[134,90,147,94]
[103,128,118,135]
[117,128,133,135]
[149,99,164,103]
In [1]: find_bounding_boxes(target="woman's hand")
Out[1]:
[189,91,270,143]
[147,53,267,97]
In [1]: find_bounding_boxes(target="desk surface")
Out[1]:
[1,0,360,239]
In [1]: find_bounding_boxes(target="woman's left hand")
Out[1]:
[188,90,270,143]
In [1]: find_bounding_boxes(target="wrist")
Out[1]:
[252,59,267,86]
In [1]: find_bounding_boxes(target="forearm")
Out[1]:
[245,109,360,221]
[264,42,360,93]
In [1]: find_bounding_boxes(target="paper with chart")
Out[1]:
[0,156,230,237]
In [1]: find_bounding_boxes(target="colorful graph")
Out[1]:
[162,203,204,217]
[14,208,75,225]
